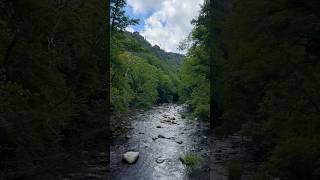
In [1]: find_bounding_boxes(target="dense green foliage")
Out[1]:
[211,0,320,179]
[111,31,183,113]
[2,0,318,179]
[182,0,320,179]
[179,1,210,120]
[0,0,107,178]
[110,1,183,113]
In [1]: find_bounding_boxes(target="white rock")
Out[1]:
[123,151,139,164]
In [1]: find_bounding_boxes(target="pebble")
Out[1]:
[156,157,166,164]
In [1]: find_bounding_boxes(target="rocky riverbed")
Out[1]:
[110,103,257,180]
[111,104,211,180]
[55,103,257,180]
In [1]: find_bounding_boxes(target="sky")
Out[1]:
[125,0,204,54]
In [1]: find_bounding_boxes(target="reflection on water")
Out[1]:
[110,104,210,180]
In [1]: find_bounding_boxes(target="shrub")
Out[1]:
[180,153,201,166]
[264,136,320,180]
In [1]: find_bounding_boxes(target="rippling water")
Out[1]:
[110,104,211,180]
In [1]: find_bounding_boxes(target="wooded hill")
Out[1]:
[111,29,185,113]
[129,31,184,67]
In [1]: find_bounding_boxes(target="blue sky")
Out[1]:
[124,5,146,32]
[125,0,204,54]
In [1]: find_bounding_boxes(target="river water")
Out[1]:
[110,103,211,180]
[58,103,255,180]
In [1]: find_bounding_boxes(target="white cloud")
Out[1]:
[126,26,135,33]
[127,0,204,54]
[127,0,160,14]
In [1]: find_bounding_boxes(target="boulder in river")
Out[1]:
[156,125,162,128]
[175,140,183,144]
[123,151,139,164]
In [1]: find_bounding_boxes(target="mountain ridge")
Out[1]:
[125,31,185,67]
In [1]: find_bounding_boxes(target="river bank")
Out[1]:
[110,103,258,180]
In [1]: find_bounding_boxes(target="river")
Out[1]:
[59,103,255,180]
[110,103,211,180]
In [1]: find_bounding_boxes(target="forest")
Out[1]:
[110,30,183,113]
[0,0,319,179]
[112,0,320,179]
[186,0,320,179]
[0,0,107,179]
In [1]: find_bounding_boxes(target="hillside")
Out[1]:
[124,31,185,67]
[111,30,185,113]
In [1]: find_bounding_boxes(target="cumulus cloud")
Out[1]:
[127,0,204,54]
[127,0,160,15]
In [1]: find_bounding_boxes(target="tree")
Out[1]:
[208,0,320,178]
[178,0,210,121]
[0,0,108,178]
[110,0,138,31]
